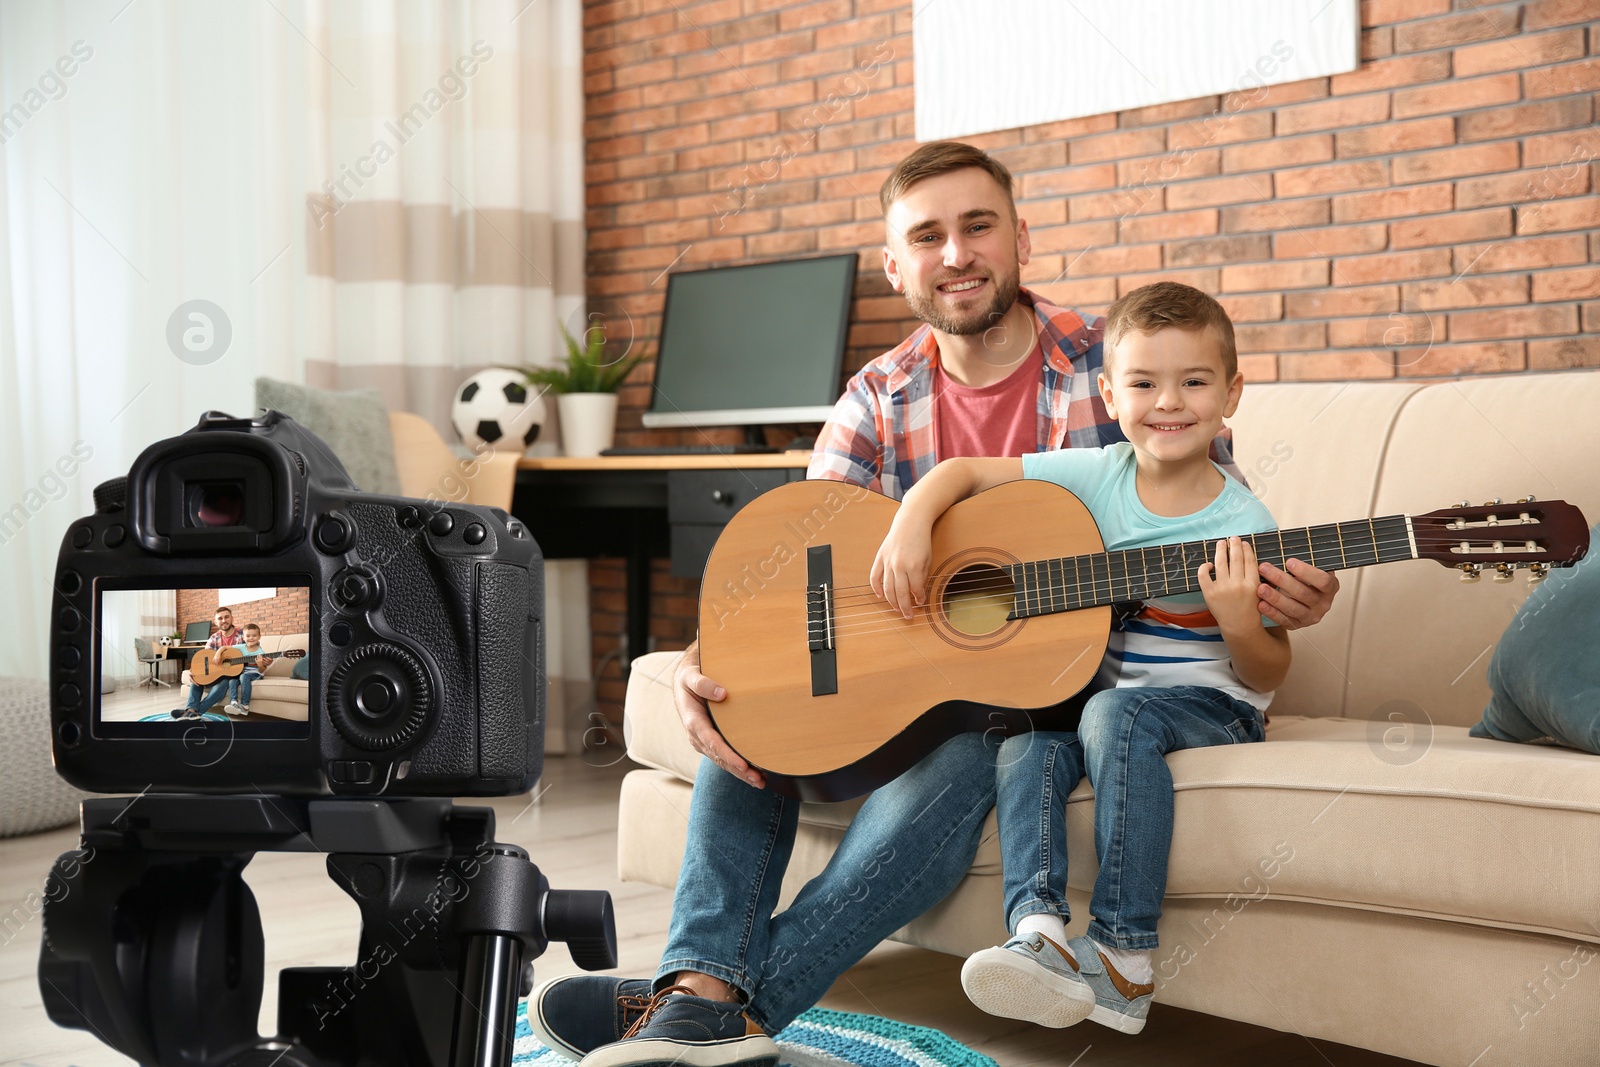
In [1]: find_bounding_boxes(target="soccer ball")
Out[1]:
[451,369,548,452]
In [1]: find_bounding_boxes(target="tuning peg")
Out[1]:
[1459,563,1482,583]
[1528,562,1550,583]
[1493,564,1515,582]
[1454,500,1470,509]
[1520,495,1536,504]
[1484,499,1503,506]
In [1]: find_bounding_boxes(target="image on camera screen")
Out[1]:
[97,584,312,738]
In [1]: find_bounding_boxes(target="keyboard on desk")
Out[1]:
[599,444,779,456]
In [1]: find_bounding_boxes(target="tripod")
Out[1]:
[38,794,617,1067]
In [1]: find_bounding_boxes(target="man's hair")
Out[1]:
[1103,282,1238,378]
[215,607,232,617]
[244,623,260,636]
[879,140,1016,218]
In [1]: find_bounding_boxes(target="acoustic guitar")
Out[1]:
[698,480,1589,802]
[189,645,307,687]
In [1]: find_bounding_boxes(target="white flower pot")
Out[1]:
[557,393,618,458]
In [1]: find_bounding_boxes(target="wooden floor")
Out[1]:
[1,757,1420,1066]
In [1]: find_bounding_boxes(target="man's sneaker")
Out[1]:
[170,707,200,719]
[526,975,654,1060]
[577,985,777,1067]
[1061,935,1155,1034]
[960,932,1096,1028]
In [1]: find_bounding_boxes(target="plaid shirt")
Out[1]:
[206,627,246,650]
[809,288,1239,499]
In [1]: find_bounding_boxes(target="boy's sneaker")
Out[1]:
[1061,935,1155,1034]
[225,700,247,716]
[239,701,251,713]
[526,975,654,1060]
[577,985,777,1067]
[960,932,1096,1028]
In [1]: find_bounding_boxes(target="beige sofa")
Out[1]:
[180,632,310,721]
[616,368,1600,1067]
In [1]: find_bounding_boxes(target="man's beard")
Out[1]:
[902,265,1021,336]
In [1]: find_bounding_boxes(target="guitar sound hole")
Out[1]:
[941,564,1014,637]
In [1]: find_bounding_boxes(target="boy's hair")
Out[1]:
[879,140,1016,219]
[243,623,260,636]
[1103,282,1237,378]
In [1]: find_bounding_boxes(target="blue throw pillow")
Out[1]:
[1472,522,1600,755]
[291,656,310,681]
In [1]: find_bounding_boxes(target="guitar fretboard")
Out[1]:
[1004,515,1415,619]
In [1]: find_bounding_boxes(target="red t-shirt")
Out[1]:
[933,341,1044,461]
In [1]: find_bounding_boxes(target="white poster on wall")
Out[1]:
[914,0,1360,142]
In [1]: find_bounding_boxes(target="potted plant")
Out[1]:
[522,323,642,457]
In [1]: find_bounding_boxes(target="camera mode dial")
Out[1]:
[326,644,431,752]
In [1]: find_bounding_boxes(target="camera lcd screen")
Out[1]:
[97,583,312,740]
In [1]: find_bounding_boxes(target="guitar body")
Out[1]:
[700,480,1111,801]
[190,646,304,687]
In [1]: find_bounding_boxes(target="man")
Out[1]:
[533,142,1340,1067]
[170,606,246,719]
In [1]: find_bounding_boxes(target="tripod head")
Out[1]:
[38,794,616,1067]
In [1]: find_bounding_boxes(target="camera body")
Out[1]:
[50,410,544,797]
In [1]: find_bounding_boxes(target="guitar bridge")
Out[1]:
[806,546,838,697]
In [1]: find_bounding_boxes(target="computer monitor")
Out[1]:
[641,254,857,430]
[184,621,211,643]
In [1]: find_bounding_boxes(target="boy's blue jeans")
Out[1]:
[657,731,1001,1033]
[997,686,1266,951]
[228,667,262,705]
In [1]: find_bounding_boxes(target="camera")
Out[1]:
[50,409,545,797]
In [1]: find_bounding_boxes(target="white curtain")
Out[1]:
[0,0,586,681]
[97,589,176,688]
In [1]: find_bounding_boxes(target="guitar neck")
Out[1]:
[1006,515,1416,618]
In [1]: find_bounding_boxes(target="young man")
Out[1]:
[874,282,1283,1035]
[171,606,246,719]
[532,142,1341,1067]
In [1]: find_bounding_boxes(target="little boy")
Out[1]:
[225,623,273,717]
[871,281,1288,1034]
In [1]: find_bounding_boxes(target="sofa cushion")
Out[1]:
[1473,520,1600,755]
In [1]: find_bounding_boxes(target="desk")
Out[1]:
[159,644,206,683]
[512,454,810,671]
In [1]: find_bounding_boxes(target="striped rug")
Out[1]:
[513,1002,997,1067]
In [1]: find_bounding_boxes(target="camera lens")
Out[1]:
[187,481,246,527]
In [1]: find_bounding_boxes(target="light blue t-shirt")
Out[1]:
[1021,442,1279,710]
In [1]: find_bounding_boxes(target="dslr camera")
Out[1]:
[51,409,544,797]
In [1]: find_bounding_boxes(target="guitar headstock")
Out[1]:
[1413,497,1590,582]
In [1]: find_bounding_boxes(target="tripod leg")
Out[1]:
[450,933,524,1067]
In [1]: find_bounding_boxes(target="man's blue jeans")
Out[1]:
[996,686,1265,951]
[657,731,1001,1033]
[183,680,229,714]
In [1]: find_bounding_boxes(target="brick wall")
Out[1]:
[175,587,313,642]
[581,0,1600,717]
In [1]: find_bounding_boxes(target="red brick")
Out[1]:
[1165,234,1272,267]
[816,14,892,50]
[779,47,854,82]
[747,230,818,258]
[1120,97,1221,127]
[1451,303,1580,341]
[1363,26,1395,61]
[1460,98,1593,143]
[1114,269,1222,297]
[615,57,677,88]
[1221,260,1329,292]
[1334,249,1453,284]
[1587,301,1600,332]
[1234,322,1326,353]
[1238,354,1279,381]
[1166,174,1273,211]
[1402,275,1531,310]
[1336,117,1455,158]
[1168,111,1273,151]
[1222,199,1331,233]
[1533,267,1600,302]
[1119,210,1220,245]
[1394,7,1520,52]
[1362,0,1452,24]
[1394,73,1520,119]
[1016,199,1067,227]
[1273,224,1389,259]
[1456,28,1587,78]
[989,143,1069,174]
[1065,244,1163,278]
[1276,93,1391,136]
[709,112,779,143]
[710,208,778,235]
[1217,293,1283,323]
[1117,150,1221,188]
[1526,0,1600,29]
[1071,127,1169,164]
[1530,336,1600,368]
[1395,142,1521,185]
[1021,165,1117,198]
[1525,127,1600,169]
[780,201,853,229]
[1327,315,1428,349]
[1285,285,1401,319]
[1069,187,1166,221]
[1028,221,1118,255]
[1457,166,1589,208]
[779,0,853,30]
[1275,160,1390,199]
[1223,135,1334,173]
[1023,114,1119,143]
[1454,234,1589,275]
[1028,278,1120,309]
[678,142,744,170]
[1391,207,1513,249]
[1221,79,1330,114]
[853,85,913,120]
[1525,57,1600,99]
[1278,351,1396,380]
[1331,52,1452,95]
[1518,196,1600,234]
[1397,342,1526,377]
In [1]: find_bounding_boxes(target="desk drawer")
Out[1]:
[668,470,790,525]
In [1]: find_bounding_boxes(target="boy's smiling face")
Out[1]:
[1098,326,1244,468]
